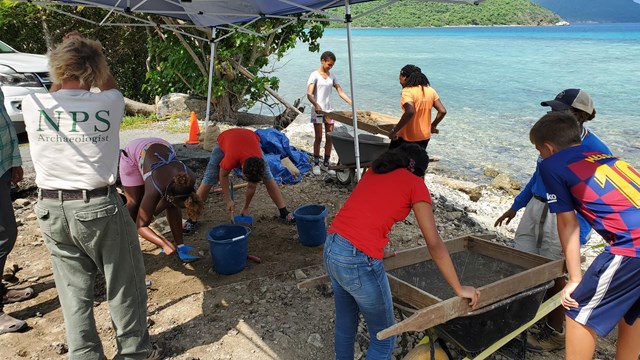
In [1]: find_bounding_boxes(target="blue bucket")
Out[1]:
[293,204,328,247]
[207,224,250,275]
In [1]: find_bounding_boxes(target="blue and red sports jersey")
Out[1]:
[540,144,640,258]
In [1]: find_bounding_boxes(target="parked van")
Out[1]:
[0,40,51,133]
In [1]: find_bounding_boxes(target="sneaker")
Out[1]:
[182,219,199,236]
[144,342,165,360]
[527,324,565,353]
[312,165,321,175]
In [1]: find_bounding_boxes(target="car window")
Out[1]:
[0,41,17,54]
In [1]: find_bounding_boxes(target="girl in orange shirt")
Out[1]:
[388,64,447,149]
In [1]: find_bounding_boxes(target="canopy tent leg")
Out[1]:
[344,0,363,181]
[205,27,217,130]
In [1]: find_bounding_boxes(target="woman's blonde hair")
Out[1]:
[48,37,109,87]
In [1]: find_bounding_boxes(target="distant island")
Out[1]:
[327,0,563,27]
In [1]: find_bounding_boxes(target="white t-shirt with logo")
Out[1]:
[307,71,338,114]
[22,89,124,190]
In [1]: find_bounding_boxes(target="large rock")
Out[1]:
[483,165,500,178]
[156,93,209,120]
[490,173,513,190]
[490,173,521,195]
[430,174,484,202]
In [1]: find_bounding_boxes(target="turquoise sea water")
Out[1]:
[265,23,640,184]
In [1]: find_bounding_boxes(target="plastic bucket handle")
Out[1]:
[210,226,251,243]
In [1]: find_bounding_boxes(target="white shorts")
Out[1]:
[310,113,334,125]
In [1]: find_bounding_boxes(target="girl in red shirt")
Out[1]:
[325,143,479,359]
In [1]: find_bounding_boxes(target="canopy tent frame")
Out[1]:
[15,0,481,181]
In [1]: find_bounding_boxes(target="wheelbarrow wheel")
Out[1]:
[335,168,354,185]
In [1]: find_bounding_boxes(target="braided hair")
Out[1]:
[400,64,430,89]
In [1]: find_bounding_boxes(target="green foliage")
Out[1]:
[0,0,47,54]
[143,35,207,98]
[121,115,155,130]
[327,0,562,27]
[144,17,326,118]
[121,115,189,133]
[0,1,151,103]
[0,1,324,117]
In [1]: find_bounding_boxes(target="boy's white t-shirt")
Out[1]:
[22,89,124,190]
[307,71,338,114]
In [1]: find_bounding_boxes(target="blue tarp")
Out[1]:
[256,128,311,185]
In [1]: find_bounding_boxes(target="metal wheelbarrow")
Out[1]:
[327,131,390,184]
[397,281,555,359]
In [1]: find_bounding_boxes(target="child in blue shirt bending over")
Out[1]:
[531,111,640,359]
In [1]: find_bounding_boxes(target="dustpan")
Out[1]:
[233,214,253,227]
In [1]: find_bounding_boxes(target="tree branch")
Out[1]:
[229,59,301,115]
[161,16,208,78]
[174,71,196,93]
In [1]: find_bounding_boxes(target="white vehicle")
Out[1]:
[0,40,51,133]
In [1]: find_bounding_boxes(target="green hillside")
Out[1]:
[327,0,562,27]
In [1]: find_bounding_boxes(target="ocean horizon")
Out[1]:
[261,23,640,185]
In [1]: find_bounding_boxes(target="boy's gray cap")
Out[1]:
[541,89,594,115]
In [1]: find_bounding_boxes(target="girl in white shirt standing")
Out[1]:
[307,51,352,176]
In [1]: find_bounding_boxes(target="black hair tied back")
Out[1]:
[372,143,429,177]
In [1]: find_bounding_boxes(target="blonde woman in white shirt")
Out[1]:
[22,32,162,359]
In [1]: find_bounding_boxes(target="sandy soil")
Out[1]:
[0,116,618,359]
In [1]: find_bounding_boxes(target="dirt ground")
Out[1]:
[0,126,619,360]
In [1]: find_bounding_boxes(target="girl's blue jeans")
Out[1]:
[323,232,396,360]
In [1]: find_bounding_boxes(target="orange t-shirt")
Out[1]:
[218,128,262,171]
[397,86,439,142]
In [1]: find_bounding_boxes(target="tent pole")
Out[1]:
[205,27,217,130]
[344,0,362,181]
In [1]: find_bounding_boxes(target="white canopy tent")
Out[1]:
[16,0,481,180]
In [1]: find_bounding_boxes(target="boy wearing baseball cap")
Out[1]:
[494,89,611,352]
[541,89,612,248]
[531,111,640,360]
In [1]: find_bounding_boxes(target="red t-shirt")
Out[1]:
[329,169,432,259]
[218,128,263,171]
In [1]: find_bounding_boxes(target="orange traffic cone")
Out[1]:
[186,111,200,145]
